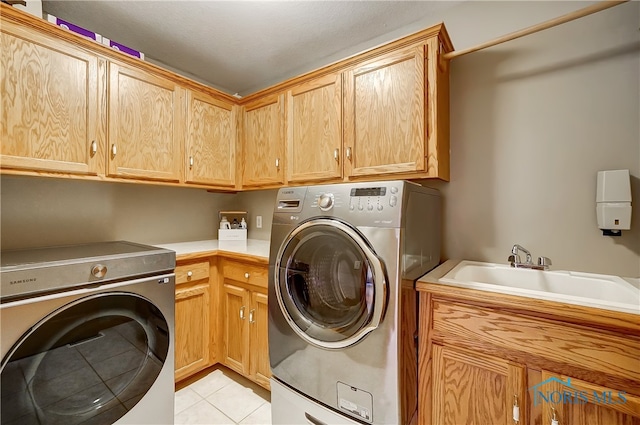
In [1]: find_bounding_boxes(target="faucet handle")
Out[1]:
[537,256,552,268]
[508,254,521,266]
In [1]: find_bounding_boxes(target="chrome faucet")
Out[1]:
[508,244,552,270]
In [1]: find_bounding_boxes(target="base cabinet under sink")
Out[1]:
[417,287,640,425]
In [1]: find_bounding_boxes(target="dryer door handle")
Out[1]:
[304,413,327,425]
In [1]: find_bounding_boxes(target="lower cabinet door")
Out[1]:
[175,283,211,381]
[222,283,249,375]
[249,291,271,389]
[431,344,526,425]
[537,371,640,425]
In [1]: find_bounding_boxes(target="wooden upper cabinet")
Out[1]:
[343,44,426,178]
[108,62,183,182]
[185,90,237,187]
[1,22,103,175]
[1,7,452,187]
[286,73,342,183]
[241,93,285,188]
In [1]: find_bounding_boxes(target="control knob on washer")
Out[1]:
[318,193,334,211]
[91,264,107,278]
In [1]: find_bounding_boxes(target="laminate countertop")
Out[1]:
[155,239,270,263]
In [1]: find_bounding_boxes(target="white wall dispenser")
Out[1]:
[596,169,632,236]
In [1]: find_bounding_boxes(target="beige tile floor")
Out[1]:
[175,366,271,425]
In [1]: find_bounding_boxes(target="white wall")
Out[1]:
[231,189,279,241]
[418,1,640,276]
[0,175,241,248]
[0,176,277,248]
[2,1,638,277]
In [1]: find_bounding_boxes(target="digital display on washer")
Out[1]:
[350,187,386,197]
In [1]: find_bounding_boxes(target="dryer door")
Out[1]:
[0,292,169,425]
[275,218,388,349]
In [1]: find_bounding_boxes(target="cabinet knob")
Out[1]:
[240,306,245,320]
[275,158,280,168]
[244,272,250,279]
[90,140,97,156]
[187,271,193,277]
[346,147,352,160]
[189,156,194,168]
[111,144,117,157]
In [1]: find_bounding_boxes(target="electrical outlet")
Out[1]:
[256,215,262,228]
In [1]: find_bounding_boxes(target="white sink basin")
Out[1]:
[438,260,640,315]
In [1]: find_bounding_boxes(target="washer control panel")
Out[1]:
[274,182,408,227]
[309,184,400,216]
[348,185,399,214]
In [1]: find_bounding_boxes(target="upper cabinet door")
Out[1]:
[185,90,237,187]
[1,23,103,175]
[286,73,342,183]
[108,62,183,182]
[343,45,426,178]
[241,93,285,188]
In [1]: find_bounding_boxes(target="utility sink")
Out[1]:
[436,260,640,315]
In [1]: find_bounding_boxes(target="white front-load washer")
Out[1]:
[0,241,176,425]
[268,181,441,424]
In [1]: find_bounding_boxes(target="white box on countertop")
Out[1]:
[218,228,247,241]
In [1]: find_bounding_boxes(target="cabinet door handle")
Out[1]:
[239,306,245,320]
[111,144,117,157]
[275,158,280,168]
[189,156,194,168]
[334,148,340,162]
[187,271,193,277]
[551,407,559,425]
[244,272,250,279]
[90,140,97,156]
[513,394,520,423]
[346,147,352,161]
[249,309,255,324]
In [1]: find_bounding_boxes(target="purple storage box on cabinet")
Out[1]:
[102,37,145,60]
[45,14,101,42]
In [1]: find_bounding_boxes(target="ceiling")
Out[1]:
[42,1,463,96]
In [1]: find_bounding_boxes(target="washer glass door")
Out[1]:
[0,292,169,425]
[275,218,388,349]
